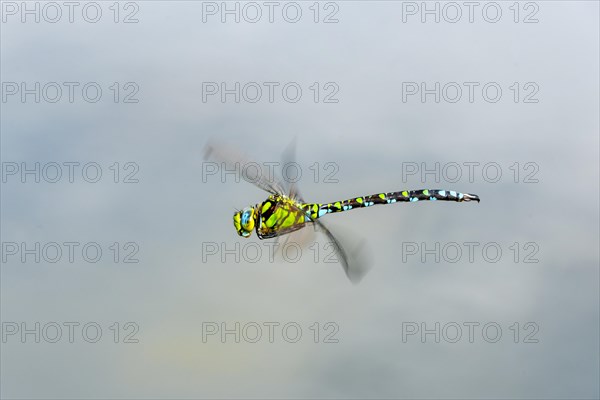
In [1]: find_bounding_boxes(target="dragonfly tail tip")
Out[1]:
[464,193,480,203]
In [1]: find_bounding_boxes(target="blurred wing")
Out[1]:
[313,219,372,284]
[204,140,284,195]
[282,202,371,283]
[280,137,304,201]
[272,222,317,260]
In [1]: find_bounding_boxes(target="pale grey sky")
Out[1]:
[1,1,599,399]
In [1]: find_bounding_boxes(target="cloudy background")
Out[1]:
[1,1,598,399]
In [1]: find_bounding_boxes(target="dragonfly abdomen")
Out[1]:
[304,189,479,220]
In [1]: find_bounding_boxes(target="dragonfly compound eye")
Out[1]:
[232,207,255,238]
[241,207,255,231]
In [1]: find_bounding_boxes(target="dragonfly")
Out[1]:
[204,140,480,282]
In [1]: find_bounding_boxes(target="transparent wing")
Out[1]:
[280,202,372,284]
[313,219,371,284]
[271,221,317,261]
[203,139,284,195]
[280,137,303,201]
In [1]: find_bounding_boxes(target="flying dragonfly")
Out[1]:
[204,141,480,283]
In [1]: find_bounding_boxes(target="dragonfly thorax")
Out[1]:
[233,206,258,238]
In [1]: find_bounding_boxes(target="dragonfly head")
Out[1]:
[233,206,257,238]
